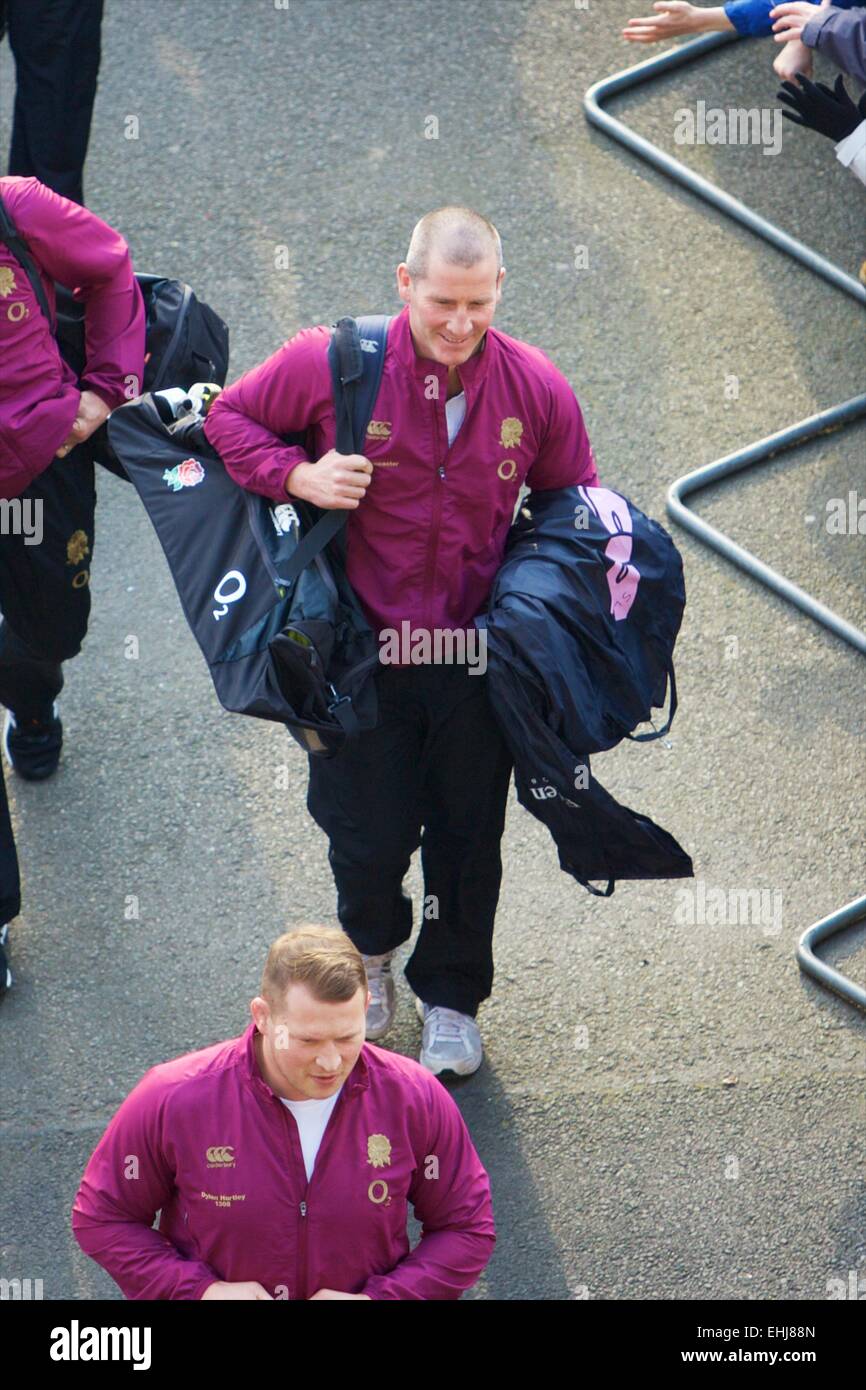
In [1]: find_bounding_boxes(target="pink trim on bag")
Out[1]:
[578,486,640,621]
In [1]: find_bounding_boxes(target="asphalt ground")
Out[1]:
[1,0,864,1304]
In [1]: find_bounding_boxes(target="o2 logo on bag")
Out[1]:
[212,569,247,620]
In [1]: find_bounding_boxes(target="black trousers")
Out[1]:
[0,446,95,719]
[4,0,104,206]
[0,760,20,928]
[307,662,513,1017]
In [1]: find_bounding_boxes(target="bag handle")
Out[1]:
[0,189,55,327]
[273,313,391,589]
[578,877,616,898]
[625,662,678,744]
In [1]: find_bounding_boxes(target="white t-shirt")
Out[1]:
[445,390,467,446]
[280,1087,343,1181]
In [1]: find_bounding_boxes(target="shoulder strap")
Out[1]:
[0,189,54,327]
[275,314,392,587]
[347,313,391,449]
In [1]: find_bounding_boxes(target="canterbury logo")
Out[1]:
[206,1145,235,1166]
[366,420,391,438]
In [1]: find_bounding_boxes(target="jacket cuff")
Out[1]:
[280,451,310,499]
[0,392,81,496]
[801,11,832,49]
[723,2,772,38]
[78,379,128,413]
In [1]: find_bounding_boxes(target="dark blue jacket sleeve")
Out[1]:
[803,6,866,80]
[724,0,859,38]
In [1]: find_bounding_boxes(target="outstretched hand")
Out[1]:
[623,2,703,43]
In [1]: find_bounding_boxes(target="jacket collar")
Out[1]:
[389,303,491,391]
[241,1020,370,1101]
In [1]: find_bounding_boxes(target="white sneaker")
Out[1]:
[0,923,11,996]
[363,952,397,1040]
[415,997,483,1076]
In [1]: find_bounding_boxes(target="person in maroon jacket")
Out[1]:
[72,925,495,1301]
[0,175,144,994]
[203,205,599,1076]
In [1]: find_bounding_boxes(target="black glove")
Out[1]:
[777,72,866,144]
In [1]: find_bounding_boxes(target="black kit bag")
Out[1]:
[485,483,686,755]
[484,651,694,895]
[107,315,392,757]
[53,274,229,398]
[481,483,692,895]
[0,190,229,478]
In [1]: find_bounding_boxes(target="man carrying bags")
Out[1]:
[203,206,599,1076]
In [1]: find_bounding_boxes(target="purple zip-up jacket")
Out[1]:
[0,176,145,500]
[203,304,598,638]
[71,1023,495,1301]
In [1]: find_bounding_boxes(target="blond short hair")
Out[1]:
[405,205,503,282]
[261,925,367,1010]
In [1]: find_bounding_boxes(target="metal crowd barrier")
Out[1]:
[584,33,866,1010]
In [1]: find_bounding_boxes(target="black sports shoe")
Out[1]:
[3,705,63,780]
[0,924,11,997]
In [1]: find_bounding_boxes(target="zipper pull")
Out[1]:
[300,1201,307,1217]
[438,465,445,480]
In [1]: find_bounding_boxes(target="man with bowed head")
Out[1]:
[72,925,495,1300]
[203,207,598,1076]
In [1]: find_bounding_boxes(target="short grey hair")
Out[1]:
[405,206,503,282]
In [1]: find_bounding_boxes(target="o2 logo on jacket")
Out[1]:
[212,570,247,620]
[577,486,640,622]
[163,458,205,492]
